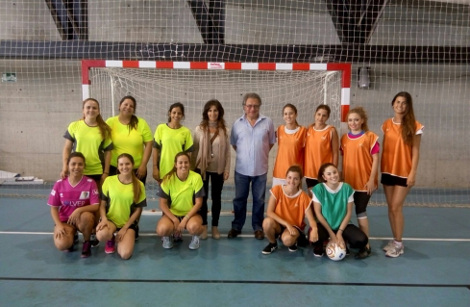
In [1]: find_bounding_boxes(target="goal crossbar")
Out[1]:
[81,60,351,122]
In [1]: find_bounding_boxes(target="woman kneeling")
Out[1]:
[48,152,100,258]
[261,165,318,254]
[96,153,146,260]
[156,152,205,250]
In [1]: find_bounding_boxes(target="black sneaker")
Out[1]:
[297,232,309,247]
[313,245,324,257]
[288,243,298,252]
[262,242,278,255]
[355,246,371,259]
[63,246,75,253]
[90,234,99,247]
[227,229,241,239]
[64,233,79,252]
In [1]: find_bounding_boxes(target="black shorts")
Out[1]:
[354,191,371,216]
[163,213,201,221]
[277,225,303,236]
[381,173,407,187]
[117,222,138,232]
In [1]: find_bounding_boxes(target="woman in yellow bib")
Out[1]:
[106,96,153,184]
[61,98,112,187]
[156,152,204,250]
[152,102,193,183]
[96,153,146,260]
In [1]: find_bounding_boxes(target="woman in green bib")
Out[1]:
[311,163,369,259]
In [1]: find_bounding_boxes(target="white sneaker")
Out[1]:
[383,240,395,252]
[189,235,200,250]
[162,236,173,249]
[385,243,404,258]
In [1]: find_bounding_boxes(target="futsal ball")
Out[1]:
[326,242,346,261]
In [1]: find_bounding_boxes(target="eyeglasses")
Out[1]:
[244,104,260,109]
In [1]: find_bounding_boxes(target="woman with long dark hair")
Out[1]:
[191,99,230,239]
[381,92,424,258]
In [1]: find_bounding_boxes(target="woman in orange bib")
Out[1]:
[381,92,424,258]
[272,104,307,187]
[304,104,339,190]
[340,107,379,258]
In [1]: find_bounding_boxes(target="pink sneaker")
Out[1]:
[81,241,91,258]
[105,238,115,254]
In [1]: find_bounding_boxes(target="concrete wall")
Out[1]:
[0,1,61,40]
[0,0,469,189]
[0,60,82,180]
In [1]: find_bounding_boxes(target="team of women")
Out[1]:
[48,92,423,260]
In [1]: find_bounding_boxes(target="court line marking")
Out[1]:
[0,276,469,289]
[1,231,470,242]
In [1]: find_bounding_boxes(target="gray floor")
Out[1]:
[0,197,469,307]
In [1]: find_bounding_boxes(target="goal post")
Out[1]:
[82,60,351,121]
[81,60,350,193]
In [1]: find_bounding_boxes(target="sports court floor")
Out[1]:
[1,191,469,307]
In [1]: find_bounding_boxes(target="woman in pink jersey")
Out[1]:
[340,107,379,258]
[48,152,100,258]
[61,98,112,247]
[261,165,317,254]
[272,104,307,187]
[381,92,424,258]
[304,104,339,190]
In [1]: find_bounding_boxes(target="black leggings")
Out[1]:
[312,223,368,250]
[196,170,224,226]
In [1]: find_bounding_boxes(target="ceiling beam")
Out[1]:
[425,0,469,4]
[326,0,389,44]
[0,41,468,64]
[187,0,225,44]
[44,0,88,40]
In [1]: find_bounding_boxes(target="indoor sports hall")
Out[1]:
[0,1,469,306]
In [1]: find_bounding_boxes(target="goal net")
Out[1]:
[0,0,468,207]
[83,60,349,201]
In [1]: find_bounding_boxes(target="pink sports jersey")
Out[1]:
[47,176,100,222]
